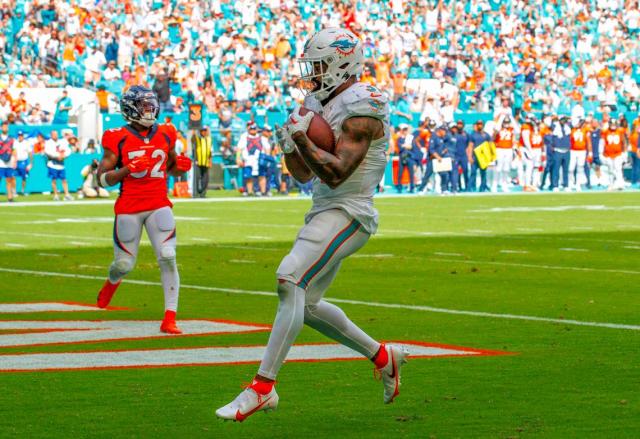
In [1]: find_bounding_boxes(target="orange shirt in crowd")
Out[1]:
[495,127,514,149]
[570,127,590,151]
[602,128,626,158]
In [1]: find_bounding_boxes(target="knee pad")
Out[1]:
[276,254,298,283]
[110,256,134,278]
[157,245,176,270]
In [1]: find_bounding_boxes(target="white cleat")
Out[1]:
[215,387,279,422]
[376,344,409,404]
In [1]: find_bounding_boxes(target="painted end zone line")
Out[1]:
[0,341,511,373]
[0,267,638,332]
[0,302,129,313]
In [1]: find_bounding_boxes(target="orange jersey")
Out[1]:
[495,128,514,149]
[531,130,543,149]
[519,123,532,147]
[570,127,589,151]
[602,128,625,158]
[102,123,177,215]
[418,129,431,150]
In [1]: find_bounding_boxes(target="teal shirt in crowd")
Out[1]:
[53,96,72,124]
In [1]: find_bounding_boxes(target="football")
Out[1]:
[299,107,336,154]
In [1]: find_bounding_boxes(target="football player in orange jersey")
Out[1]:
[602,119,627,191]
[569,118,592,191]
[95,86,192,334]
[493,116,515,192]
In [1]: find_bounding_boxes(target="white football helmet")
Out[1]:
[297,28,364,101]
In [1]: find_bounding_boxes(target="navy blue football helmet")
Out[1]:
[120,85,159,128]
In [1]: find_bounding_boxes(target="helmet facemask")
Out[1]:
[134,96,159,127]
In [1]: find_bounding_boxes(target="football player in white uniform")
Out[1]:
[216,28,408,422]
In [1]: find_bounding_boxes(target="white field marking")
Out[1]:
[70,241,91,246]
[434,252,463,257]
[0,342,494,372]
[215,244,280,252]
[428,257,640,277]
[516,227,545,232]
[4,232,112,242]
[466,229,493,234]
[0,320,267,348]
[78,264,106,269]
[559,248,589,252]
[246,235,272,240]
[5,243,26,248]
[229,259,256,264]
[0,303,106,313]
[500,250,529,254]
[471,205,640,213]
[616,224,640,229]
[624,246,640,250]
[570,226,594,231]
[351,253,395,258]
[0,267,638,331]
[189,237,210,242]
[15,216,209,225]
[38,253,61,257]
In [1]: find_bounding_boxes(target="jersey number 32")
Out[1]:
[128,149,166,179]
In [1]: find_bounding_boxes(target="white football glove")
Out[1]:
[275,125,296,154]
[286,106,314,138]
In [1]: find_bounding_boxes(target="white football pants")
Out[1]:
[523,149,542,188]
[569,150,587,190]
[494,148,513,191]
[109,206,179,312]
[604,155,625,190]
[258,209,380,380]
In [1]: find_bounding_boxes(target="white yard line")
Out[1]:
[0,266,637,332]
[433,252,464,257]
[499,250,529,254]
[229,259,256,264]
[38,253,62,257]
[559,248,589,252]
[5,243,26,248]
[624,246,640,250]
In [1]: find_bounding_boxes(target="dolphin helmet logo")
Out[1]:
[329,35,357,56]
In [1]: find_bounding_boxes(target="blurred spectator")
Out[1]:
[79,159,109,198]
[0,122,16,202]
[44,130,72,201]
[237,122,269,196]
[52,90,72,124]
[13,131,33,196]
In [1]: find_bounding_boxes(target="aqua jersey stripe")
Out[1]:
[298,220,361,289]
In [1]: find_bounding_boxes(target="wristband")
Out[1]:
[99,172,109,187]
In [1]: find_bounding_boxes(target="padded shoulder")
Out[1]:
[342,83,389,121]
[101,127,128,155]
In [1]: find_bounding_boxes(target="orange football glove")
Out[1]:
[175,155,192,172]
[127,155,151,174]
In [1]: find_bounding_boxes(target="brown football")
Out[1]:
[299,107,336,154]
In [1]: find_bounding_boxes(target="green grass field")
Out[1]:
[0,192,639,438]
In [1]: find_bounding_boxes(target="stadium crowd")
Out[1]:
[0,0,639,199]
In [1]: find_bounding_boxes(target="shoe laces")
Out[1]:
[373,367,383,381]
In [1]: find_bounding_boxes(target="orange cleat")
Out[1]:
[97,279,121,308]
[160,310,182,334]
